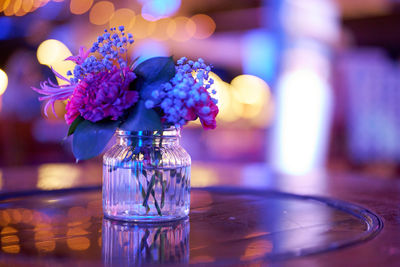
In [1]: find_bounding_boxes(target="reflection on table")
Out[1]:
[103,219,189,266]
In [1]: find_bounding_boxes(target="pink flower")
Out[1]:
[65,67,138,124]
[184,87,219,130]
[198,100,218,130]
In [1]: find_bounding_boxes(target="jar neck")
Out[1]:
[116,126,181,147]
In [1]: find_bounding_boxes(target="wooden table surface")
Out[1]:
[0,161,399,266]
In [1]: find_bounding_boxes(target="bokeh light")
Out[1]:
[109,8,135,30]
[191,14,216,39]
[0,69,9,96]
[209,72,240,123]
[36,39,74,85]
[3,0,15,16]
[21,0,33,13]
[231,75,269,120]
[70,0,93,15]
[152,18,173,40]
[169,16,196,42]
[130,15,155,39]
[33,0,49,9]
[34,230,56,252]
[141,0,181,21]
[0,0,11,12]
[13,0,24,16]
[89,1,114,25]
[37,164,80,190]
[231,75,270,105]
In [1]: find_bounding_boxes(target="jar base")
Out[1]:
[104,212,188,223]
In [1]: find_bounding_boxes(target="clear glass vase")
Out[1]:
[103,126,191,222]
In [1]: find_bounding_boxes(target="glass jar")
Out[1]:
[103,126,191,222]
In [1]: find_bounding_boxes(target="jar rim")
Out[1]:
[116,126,181,138]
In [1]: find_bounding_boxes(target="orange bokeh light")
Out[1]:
[89,1,114,25]
[70,0,93,15]
[109,8,135,30]
[169,16,196,42]
[191,14,216,39]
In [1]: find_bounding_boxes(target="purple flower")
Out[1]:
[65,67,138,124]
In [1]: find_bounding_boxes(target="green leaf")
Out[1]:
[134,56,175,83]
[133,57,176,101]
[120,100,162,131]
[72,119,119,160]
[67,116,84,136]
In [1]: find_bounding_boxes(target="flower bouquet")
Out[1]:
[33,26,219,222]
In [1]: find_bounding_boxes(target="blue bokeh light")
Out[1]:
[141,0,181,20]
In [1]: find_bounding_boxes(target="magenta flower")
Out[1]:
[65,67,138,124]
[184,87,219,130]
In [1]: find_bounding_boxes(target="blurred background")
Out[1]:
[1,0,400,177]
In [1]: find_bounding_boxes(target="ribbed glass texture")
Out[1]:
[103,127,191,222]
[102,218,190,266]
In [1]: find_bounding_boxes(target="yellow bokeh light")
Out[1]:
[2,245,20,254]
[36,39,75,85]
[1,235,19,244]
[0,211,11,227]
[12,0,23,15]
[0,0,11,12]
[21,209,33,223]
[166,19,177,39]
[109,8,135,30]
[10,209,21,224]
[21,0,33,13]
[130,15,155,39]
[35,230,56,252]
[33,0,49,9]
[89,1,114,25]
[3,0,14,16]
[216,82,240,123]
[251,97,275,127]
[231,75,270,105]
[230,75,270,121]
[37,39,70,65]
[67,237,90,251]
[15,8,27,17]
[169,17,196,42]
[1,226,17,235]
[70,0,93,15]
[191,14,216,39]
[208,72,240,123]
[37,164,80,190]
[152,18,173,41]
[0,69,8,96]
[191,166,218,187]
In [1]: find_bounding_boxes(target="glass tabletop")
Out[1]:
[0,187,383,266]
